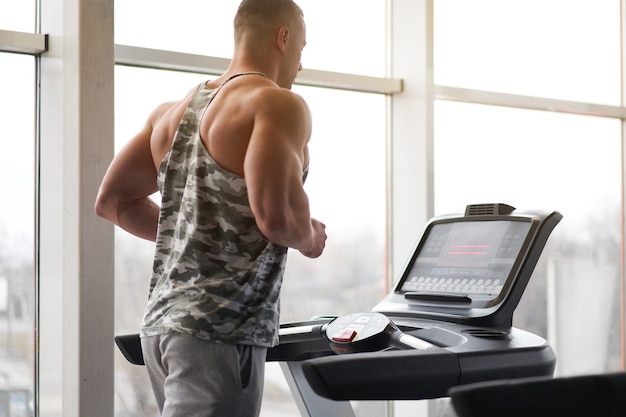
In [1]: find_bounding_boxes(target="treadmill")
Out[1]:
[265,203,562,416]
[115,203,562,417]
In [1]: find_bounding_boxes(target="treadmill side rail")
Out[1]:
[301,349,461,401]
[300,343,556,401]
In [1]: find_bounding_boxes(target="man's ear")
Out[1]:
[277,26,290,52]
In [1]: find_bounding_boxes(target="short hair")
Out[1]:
[234,0,304,43]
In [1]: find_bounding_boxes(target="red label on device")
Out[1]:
[332,329,357,343]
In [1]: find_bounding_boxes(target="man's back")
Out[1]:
[142,76,292,347]
[148,73,310,179]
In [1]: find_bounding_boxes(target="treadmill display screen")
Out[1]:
[400,220,532,298]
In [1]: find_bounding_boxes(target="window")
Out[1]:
[0,0,35,32]
[434,0,621,105]
[281,84,387,322]
[0,52,35,417]
[433,1,624,379]
[114,0,386,77]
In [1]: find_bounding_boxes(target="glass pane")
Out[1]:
[295,0,385,76]
[114,0,385,77]
[0,53,35,416]
[114,66,387,416]
[434,0,621,105]
[0,0,35,32]
[434,100,622,376]
[283,84,387,322]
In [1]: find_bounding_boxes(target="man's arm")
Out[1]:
[94,107,166,242]
[244,89,326,258]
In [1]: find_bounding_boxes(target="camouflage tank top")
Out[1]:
[141,73,290,347]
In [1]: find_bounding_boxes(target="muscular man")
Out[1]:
[94,1,326,416]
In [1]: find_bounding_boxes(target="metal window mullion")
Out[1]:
[435,85,626,119]
[114,44,403,95]
[0,29,47,55]
[620,0,626,371]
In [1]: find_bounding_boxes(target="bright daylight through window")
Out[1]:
[0,52,36,417]
[0,0,37,413]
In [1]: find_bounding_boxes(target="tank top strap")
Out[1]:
[196,72,267,112]
[223,71,268,84]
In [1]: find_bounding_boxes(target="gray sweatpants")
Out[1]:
[141,334,267,417]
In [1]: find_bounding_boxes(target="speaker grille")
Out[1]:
[465,203,515,216]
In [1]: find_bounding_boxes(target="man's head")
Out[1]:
[234,0,306,89]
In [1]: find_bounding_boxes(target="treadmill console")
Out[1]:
[399,218,532,306]
[374,203,562,327]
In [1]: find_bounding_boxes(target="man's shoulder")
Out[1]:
[147,86,197,126]
[249,85,308,114]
